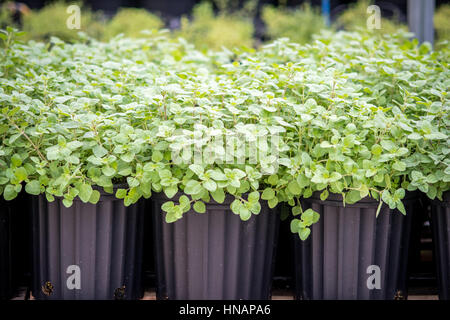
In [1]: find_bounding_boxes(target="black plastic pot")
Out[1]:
[430,191,450,300]
[152,193,280,300]
[294,192,422,300]
[0,198,13,300]
[32,188,145,300]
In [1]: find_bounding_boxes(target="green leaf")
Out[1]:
[179,195,191,211]
[14,167,28,182]
[161,201,175,212]
[193,201,206,213]
[116,188,127,199]
[296,174,309,188]
[25,180,41,195]
[382,189,391,203]
[302,208,315,224]
[268,174,278,185]
[164,186,178,199]
[292,206,302,216]
[152,151,164,162]
[203,179,217,192]
[93,145,108,158]
[346,190,362,204]
[63,198,73,208]
[360,185,369,198]
[380,140,396,152]
[211,188,225,203]
[408,133,422,140]
[424,132,447,140]
[184,180,202,195]
[121,152,134,162]
[249,201,261,214]
[311,211,320,224]
[127,177,140,188]
[392,161,406,171]
[248,191,260,203]
[375,200,383,217]
[239,207,251,221]
[230,199,241,215]
[385,174,391,189]
[89,190,101,204]
[298,227,311,241]
[209,169,227,181]
[261,187,275,200]
[290,219,300,233]
[102,166,116,177]
[288,180,301,195]
[268,197,278,208]
[3,185,18,201]
[189,164,204,176]
[79,184,93,203]
[320,189,329,201]
[11,154,22,167]
[396,201,406,215]
[394,188,405,200]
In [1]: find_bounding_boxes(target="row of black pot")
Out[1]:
[1,188,449,300]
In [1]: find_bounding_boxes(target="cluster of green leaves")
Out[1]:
[261,3,328,45]
[0,27,448,240]
[102,8,164,41]
[176,1,255,51]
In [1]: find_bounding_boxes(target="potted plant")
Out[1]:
[251,31,448,299]
[2,28,271,300]
[0,29,163,300]
[1,25,448,302]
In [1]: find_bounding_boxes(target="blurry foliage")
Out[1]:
[336,0,407,35]
[21,1,104,42]
[262,3,327,44]
[103,8,164,40]
[176,1,255,51]
[1,0,448,52]
[0,3,15,29]
[435,4,450,50]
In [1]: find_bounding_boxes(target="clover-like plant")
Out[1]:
[0,28,448,241]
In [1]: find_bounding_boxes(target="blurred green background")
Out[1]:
[0,0,448,50]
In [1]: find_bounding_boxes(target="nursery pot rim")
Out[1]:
[153,191,249,206]
[301,190,422,208]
